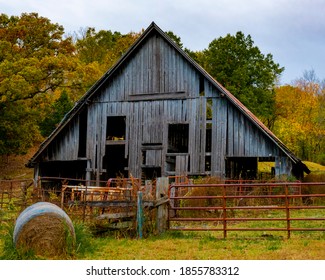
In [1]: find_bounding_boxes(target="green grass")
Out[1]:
[304,161,325,172]
[75,231,324,260]
[1,218,324,260]
[258,161,325,176]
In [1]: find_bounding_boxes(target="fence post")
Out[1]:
[156,177,169,234]
[137,191,143,239]
[223,184,227,238]
[82,185,87,222]
[285,184,291,239]
[169,185,176,218]
[20,182,27,209]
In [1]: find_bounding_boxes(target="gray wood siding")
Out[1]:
[85,34,203,177]
[36,27,293,180]
[226,102,280,158]
[44,117,80,161]
[98,35,200,102]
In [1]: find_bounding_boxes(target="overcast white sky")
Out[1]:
[1,0,325,84]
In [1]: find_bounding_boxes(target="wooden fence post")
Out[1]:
[20,182,27,209]
[156,177,169,234]
[137,191,143,239]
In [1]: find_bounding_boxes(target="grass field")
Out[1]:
[79,232,325,260]
[1,217,324,260]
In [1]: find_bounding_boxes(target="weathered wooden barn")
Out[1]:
[27,22,309,184]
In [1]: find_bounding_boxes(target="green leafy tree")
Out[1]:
[39,91,74,137]
[75,27,139,73]
[0,101,40,156]
[69,27,140,99]
[198,31,284,127]
[76,27,123,65]
[165,31,183,49]
[0,13,76,156]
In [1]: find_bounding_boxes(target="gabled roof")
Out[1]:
[27,22,310,174]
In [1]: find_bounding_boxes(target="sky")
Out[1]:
[1,0,325,85]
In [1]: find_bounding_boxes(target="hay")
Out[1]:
[14,202,76,259]
[15,213,75,258]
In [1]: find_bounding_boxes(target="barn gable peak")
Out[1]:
[27,22,309,178]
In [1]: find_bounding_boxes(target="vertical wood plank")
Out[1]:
[156,177,169,233]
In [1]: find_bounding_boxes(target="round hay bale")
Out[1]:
[13,202,75,258]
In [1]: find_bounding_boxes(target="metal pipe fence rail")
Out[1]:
[38,176,143,222]
[0,177,143,223]
[168,182,325,238]
[0,179,35,222]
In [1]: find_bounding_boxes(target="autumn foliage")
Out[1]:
[274,75,325,164]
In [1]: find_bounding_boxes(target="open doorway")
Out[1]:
[103,145,128,180]
[103,116,128,180]
[168,123,189,153]
[225,157,258,180]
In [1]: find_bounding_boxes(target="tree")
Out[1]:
[0,13,76,156]
[165,31,183,49]
[0,101,41,156]
[0,13,76,103]
[274,72,325,163]
[75,27,123,65]
[69,27,140,99]
[198,32,284,127]
[75,27,139,73]
[39,90,74,137]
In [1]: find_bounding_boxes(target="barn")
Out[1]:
[27,22,309,185]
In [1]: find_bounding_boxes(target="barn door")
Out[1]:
[141,145,163,180]
[175,155,189,176]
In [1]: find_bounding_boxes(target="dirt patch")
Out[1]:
[0,145,39,179]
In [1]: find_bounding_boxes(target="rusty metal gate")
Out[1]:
[168,181,325,238]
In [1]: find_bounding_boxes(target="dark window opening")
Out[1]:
[205,123,212,153]
[142,143,162,146]
[102,145,128,180]
[205,156,211,171]
[225,157,258,180]
[199,75,205,96]
[168,124,189,153]
[142,150,147,165]
[142,167,161,181]
[78,109,88,157]
[106,116,126,140]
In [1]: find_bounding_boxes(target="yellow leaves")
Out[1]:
[0,94,6,103]
[274,82,325,162]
